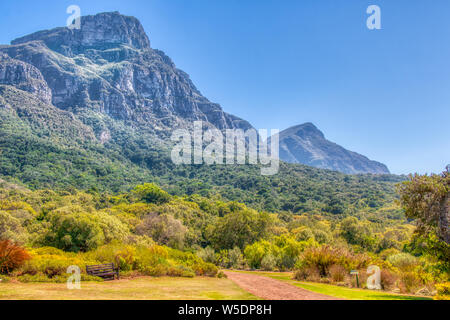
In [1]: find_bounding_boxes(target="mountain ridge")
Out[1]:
[275,123,390,174]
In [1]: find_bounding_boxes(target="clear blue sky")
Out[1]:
[0,0,449,175]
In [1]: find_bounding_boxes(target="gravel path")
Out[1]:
[224,271,342,300]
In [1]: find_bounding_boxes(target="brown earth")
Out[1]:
[224,271,343,300]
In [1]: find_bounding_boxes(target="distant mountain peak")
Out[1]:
[277,123,390,174]
[12,11,151,53]
[286,122,325,139]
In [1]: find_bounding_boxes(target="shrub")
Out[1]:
[193,262,218,277]
[93,212,130,244]
[20,250,91,278]
[261,254,277,271]
[312,230,331,244]
[87,243,218,278]
[329,264,346,283]
[297,245,370,281]
[0,211,29,244]
[355,269,369,289]
[299,246,340,277]
[167,266,195,278]
[114,246,137,271]
[215,250,230,268]
[0,275,11,283]
[18,273,56,283]
[228,247,246,269]
[380,269,398,291]
[17,273,103,283]
[387,253,419,271]
[293,266,321,282]
[295,228,314,242]
[275,235,303,270]
[434,282,450,300]
[398,271,423,294]
[134,245,169,272]
[244,240,274,269]
[379,248,401,260]
[0,240,31,274]
[142,264,169,277]
[136,213,187,249]
[197,247,216,264]
[81,274,104,282]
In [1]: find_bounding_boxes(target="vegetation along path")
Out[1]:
[224,271,342,300]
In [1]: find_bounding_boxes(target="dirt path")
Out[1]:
[224,271,342,300]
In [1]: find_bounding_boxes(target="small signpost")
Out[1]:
[350,270,359,288]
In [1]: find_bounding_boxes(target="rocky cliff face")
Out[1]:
[12,12,151,53]
[0,12,253,137]
[0,53,52,104]
[276,123,390,174]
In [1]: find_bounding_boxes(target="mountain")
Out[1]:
[275,123,390,174]
[0,11,403,213]
[1,11,253,139]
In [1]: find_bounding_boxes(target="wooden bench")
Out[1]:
[86,263,119,280]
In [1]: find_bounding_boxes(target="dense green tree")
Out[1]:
[132,183,171,205]
[43,211,105,252]
[136,213,187,249]
[0,211,28,244]
[208,209,273,250]
[398,169,449,245]
[340,217,376,250]
[398,169,450,272]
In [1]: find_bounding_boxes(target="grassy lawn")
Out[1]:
[238,271,432,300]
[0,276,259,300]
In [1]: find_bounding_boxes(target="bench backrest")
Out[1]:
[86,263,115,274]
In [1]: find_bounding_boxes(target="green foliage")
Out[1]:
[213,247,246,269]
[136,213,186,249]
[340,217,376,251]
[196,247,216,264]
[43,211,105,252]
[132,183,171,205]
[17,273,103,283]
[15,243,217,282]
[295,227,315,242]
[434,282,450,300]
[261,254,277,271]
[398,170,450,268]
[228,247,246,269]
[209,208,273,250]
[244,240,275,269]
[0,211,29,244]
[0,178,446,289]
[297,245,371,277]
[386,253,419,271]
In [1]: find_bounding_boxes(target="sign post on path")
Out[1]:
[350,270,359,288]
